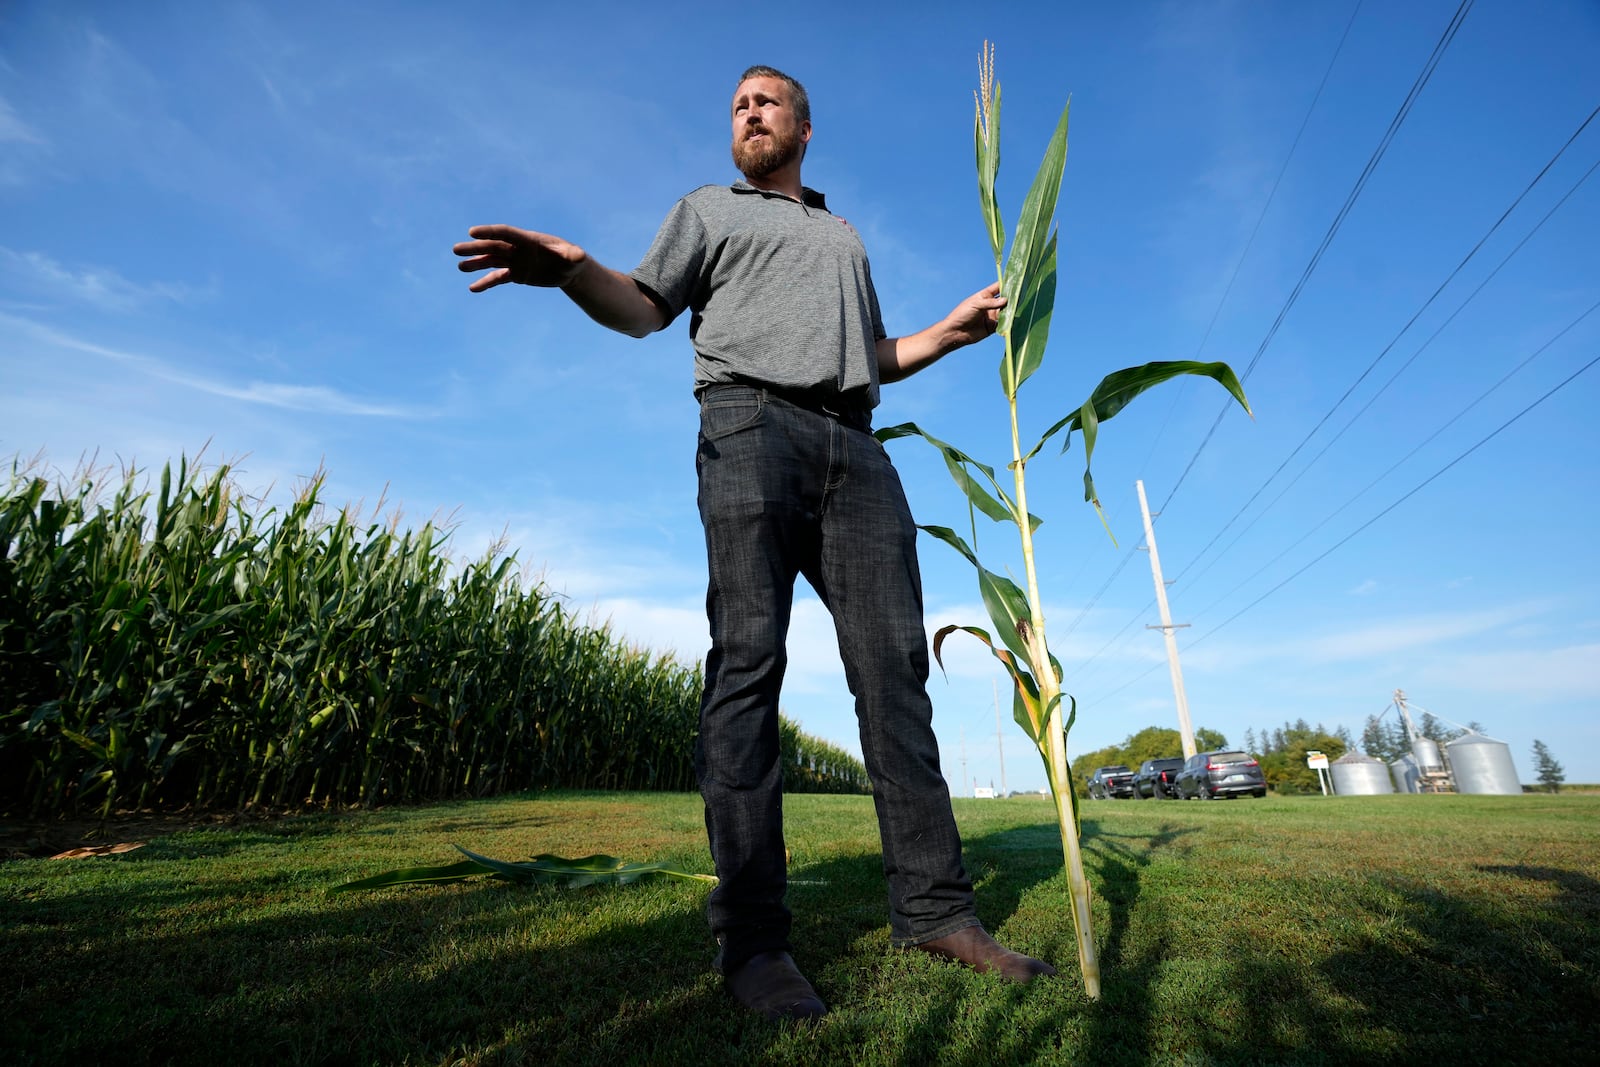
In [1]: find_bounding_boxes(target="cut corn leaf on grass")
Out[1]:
[327,846,717,895]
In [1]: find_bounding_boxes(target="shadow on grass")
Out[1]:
[9,803,1594,1065]
[3,808,1086,1065]
[1104,855,1600,1065]
[1075,817,1197,1061]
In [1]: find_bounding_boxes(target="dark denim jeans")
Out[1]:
[693,383,978,975]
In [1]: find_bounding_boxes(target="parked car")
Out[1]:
[1087,765,1136,799]
[1134,757,1185,799]
[1174,750,1268,799]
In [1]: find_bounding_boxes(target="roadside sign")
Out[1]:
[1306,752,1329,769]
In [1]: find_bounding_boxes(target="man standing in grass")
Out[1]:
[453,64,1054,1021]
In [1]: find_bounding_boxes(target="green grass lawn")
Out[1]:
[3,791,1596,1065]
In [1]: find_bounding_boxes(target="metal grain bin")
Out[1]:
[1412,736,1445,774]
[1330,752,1394,795]
[1389,754,1420,794]
[1447,733,1522,795]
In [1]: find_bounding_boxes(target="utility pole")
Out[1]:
[959,726,969,798]
[1137,480,1196,758]
[993,678,1008,798]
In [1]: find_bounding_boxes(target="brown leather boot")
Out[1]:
[725,950,827,1021]
[911,924,1057,983]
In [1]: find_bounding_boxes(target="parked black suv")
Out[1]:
[1134,757,1185,799]
[1174,750,1267,799]
[1087,765,1136,799]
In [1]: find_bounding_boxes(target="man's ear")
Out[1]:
[800,120,812,145]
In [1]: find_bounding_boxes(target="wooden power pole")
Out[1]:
[1137,480,1197,758]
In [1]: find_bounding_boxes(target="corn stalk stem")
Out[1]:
[1004,331,1102,999]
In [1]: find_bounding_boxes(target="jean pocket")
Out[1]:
[699,389,766,441]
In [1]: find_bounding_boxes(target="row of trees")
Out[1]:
[1241,720,1352,794]
[1068,725,1227,795]
[1356,710,1483,765]
[921,717,1571,797]
[1070,720,1348,796]
[1,458,871,817]
[1065,718,1576,797]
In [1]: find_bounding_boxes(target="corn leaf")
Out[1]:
[876,422,1016,526]
[327,859,490,894]
[932,623,1046,740]
[1003,230,1058,397]
[918,525,1035,665]
[328,848,717,896]
[1028,360,1253,504]
[456,847,718,887]
[998,99,1070,339]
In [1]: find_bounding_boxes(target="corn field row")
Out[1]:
[0,458,870,817]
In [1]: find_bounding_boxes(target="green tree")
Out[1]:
[1417,711,1478,744]
[1255,722,1347,794]
[1120,726,1184,766]
[1067,726,1227,794]
[1531,739,1565,793]
[1068,743,1125,797]
[1361,715,1407,764]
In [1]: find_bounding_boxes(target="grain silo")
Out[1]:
[1330,752,1394,795]
[1411,735,1445,776]
[1389,753,1420,794]
[1447,733,1521,794]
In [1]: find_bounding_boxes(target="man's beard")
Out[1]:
[732,125,801,179]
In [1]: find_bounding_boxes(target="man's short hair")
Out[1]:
[737,65,810,124]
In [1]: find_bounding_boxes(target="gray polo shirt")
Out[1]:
[630,182,887,407]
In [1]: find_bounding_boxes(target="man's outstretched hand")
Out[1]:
[945,282,1006,347]
[453,225,587,292]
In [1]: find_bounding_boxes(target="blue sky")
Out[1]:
[3,1,1597,792]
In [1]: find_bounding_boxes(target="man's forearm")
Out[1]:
[876,321,969,384]
[876,284,1004,383]
[563,258,665,338]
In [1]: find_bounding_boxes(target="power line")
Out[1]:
[1061,1,1470,663]
[1172,105,1600,588]
[1157,0,1476,516]
[1071,147,1596,686]
[1189,343,1599,648]
[1136,0,1367,475]
[1061,1,1371,652]
[1091,324,1600,703]
[1187,296,1600,623]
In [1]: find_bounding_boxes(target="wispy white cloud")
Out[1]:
[1416,643,1600,699]
[1202,601,1558,666]
[582,596,708,663]
[1349,578,1378,596]
[0,96,42,144]
[1,247,211,311]
[0,312,428,417]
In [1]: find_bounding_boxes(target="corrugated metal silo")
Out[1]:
[1412,736,1445,774]
[1389,754,1419,794]
[1330,752,1393,795]
[1447,734,1521,794]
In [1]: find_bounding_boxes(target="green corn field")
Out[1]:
[0,456,869,817]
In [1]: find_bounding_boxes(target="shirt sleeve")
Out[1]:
[629,198,708,329]
[863,257,887,342]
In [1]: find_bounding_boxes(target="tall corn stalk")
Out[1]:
[877,44,1252,998]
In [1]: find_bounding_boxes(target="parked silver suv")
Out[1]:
[1174,749,1267,799]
